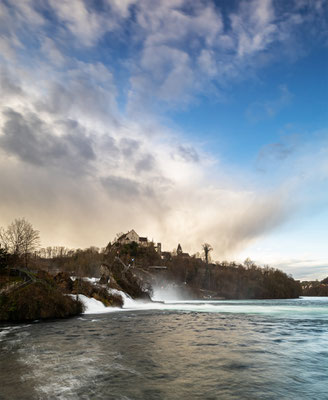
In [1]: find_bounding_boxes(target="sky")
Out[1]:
[0,0,327,280]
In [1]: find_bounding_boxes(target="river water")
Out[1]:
[1,297,328,399]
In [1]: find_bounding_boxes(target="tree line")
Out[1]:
[105,240,302,299]
[165,256,302,299]
[0,220,302,299]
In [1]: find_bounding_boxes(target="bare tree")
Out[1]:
[244,257,255,269]
[202,243,213,265]
[114,232,124,242]
[0,218,40,268]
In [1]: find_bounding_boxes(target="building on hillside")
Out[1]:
[139,236,148,246]
[115,229,161,254]
[116,229,140,245]
[176,243,189,258]
[161,251,172,261]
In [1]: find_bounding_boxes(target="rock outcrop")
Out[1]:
[0,280,83,322]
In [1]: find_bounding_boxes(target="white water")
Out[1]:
[76,289,328,320]
[67,276,328,318]
[73,290,141,313]
[74,295,121,314]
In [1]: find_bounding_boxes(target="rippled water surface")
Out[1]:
[1,297,328,399]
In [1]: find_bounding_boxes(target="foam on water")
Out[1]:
[72,290,145,314]
[0,325,25,342]
[72,294,122,314]
[108,288,137,308]
[75,290,328,320]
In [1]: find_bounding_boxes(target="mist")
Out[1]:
[151,281,192,302]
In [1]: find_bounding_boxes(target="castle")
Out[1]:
[115,229,162,254]
[113,229,192,261]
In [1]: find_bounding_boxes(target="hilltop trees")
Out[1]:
[0,218,40,267]
[0,248,9,270]
[202,243,213,264]
[165,257,302,299]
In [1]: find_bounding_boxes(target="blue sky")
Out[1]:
[0,0,327,280]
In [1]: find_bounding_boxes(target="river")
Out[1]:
[1,297,328,399]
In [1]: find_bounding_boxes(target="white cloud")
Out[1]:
[0,35,17,62]
[0,0,327,270]
[138,1,223,48]
[40,37,67,66]
[48,0,107,46]
[198,49,217,77]
[1,0,325,107]
[105,0,135,18]
[231,0,277,58]
[0,58,298,255]
[123,0,323,109]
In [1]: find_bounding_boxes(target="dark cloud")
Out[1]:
[119,138,156,173]
[100,135,119,157]
[101,175,141,199]
[135,154,155,172]
[0,108,96,174]
[0,68,23,97]
[57,119,96,160]
[36,79,118,125]
[120,138,140,158]
[174,145,199,163]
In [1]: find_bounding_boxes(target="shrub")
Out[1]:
[0,282,84,322]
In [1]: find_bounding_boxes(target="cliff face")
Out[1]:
[99,259,152,301]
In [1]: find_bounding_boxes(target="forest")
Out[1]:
[301,278,328,296]
[1,219,303,301]
[30,239,302,300]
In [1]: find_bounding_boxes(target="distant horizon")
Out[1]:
[0,0,327,281]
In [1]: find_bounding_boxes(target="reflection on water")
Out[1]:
[1,297,328,399]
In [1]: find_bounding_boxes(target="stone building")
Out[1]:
[115,229,161,254]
